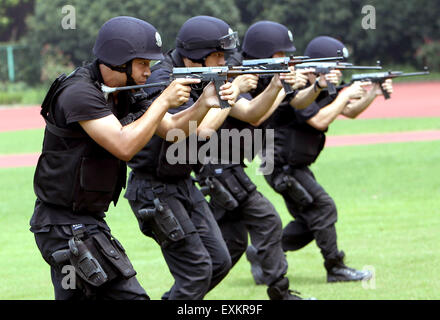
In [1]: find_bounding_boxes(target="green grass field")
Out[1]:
[0,117,439,300]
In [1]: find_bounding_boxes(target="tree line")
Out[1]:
[1,0,439,84]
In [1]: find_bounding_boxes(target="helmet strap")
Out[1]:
[124,61,136,86]
[99,59,136,86]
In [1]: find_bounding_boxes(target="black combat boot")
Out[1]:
[245,245,265,285]
[325,251,373,283]
[267,277,311,300]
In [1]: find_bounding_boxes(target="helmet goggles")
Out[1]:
[177,31,239,51]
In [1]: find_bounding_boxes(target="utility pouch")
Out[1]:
[221,173,249,203]
[91,233,137,280]
[232,166,257,194]
[34,146,84,208]
[72,157,121,212]
[273,173,313,207]
[138,198,185,248]
[200,176,239,211]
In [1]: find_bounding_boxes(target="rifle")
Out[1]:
[348,67,430,99]
[239,56,345,94]
[294,61,383,95]
[171,66,290,109]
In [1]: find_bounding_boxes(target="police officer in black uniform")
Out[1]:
[30,16,211,300]
[250,36,393,283]
[195,21,324,300]
[124,16,245,300]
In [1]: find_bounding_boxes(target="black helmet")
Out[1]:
[176,15,239,60]
[242,21,296,59]
[304,36,349,59]
[93,16,164,66]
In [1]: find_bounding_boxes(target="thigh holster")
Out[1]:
[273,167,313,208]
[197,164,256,207]
[198,176,239,211]
[51,225,137,287]
[138,198,186,248]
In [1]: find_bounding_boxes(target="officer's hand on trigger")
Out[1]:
[306,69,317,84]
[219,81,240,107]
[232,74,259,94]
[278,66,298,89]
[318,69,342,88]
[292,67,310,90]
[341,81,370,100]
[201,81,222,108]
[158,78,201,109]
[201,81,238,108]
[374,79,393,97]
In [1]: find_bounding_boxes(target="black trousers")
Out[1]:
[265,165,340,261]
[34,224,148,300]
[210,168,288,286]
[125,171,231,300]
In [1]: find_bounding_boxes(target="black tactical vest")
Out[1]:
[33,65,127,213]
[194,51,272,168]
[128,50,196,180]
[272,91,337,167]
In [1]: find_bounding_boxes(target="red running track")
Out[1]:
[0,82,439,168]
[326,130,440,147]
[1,82,439,132]
[0,153,40,168]
[0,105,43,132]
[351,82,440,119]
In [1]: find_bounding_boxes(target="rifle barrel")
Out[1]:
[291,56,345,64]
[352,70,430,81]
[399,71,430,77]
[291,56,310,60]
[343,65,383,70]
[226,69,290,76]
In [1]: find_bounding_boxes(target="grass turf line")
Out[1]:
[2,117,440,156]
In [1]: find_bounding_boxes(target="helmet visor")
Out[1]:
[218,31,239,50]
[177,31,239,51]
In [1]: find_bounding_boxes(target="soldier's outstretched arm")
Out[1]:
[79,78,201,162]
[195,81,240,139]
[155,81,235,138]
[341,79,393,119]
[306,81,367,131]
[291,69,341,109]
[228,73,286,124]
